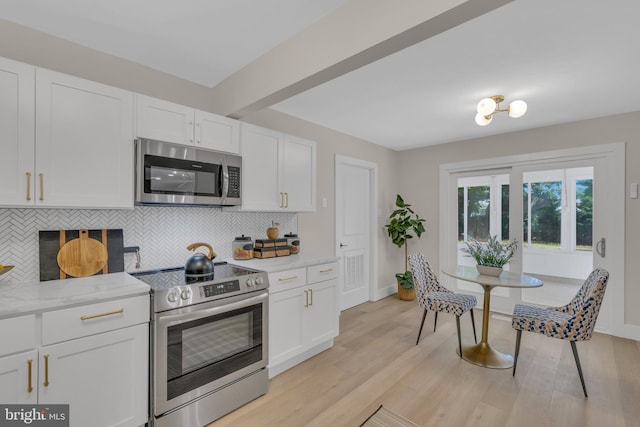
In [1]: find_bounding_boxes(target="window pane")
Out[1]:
[523,183,529,244]
[501,184,509,241]
[576,179,593,250]
[467,185,490,241]
[458,187,464,241]
[530,181,561,247]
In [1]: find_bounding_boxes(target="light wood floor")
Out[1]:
[209,296,640,427]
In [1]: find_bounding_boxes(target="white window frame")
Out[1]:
[458,174,510,242]
[522,167,593,254]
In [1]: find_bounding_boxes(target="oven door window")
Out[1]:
[144,154,220,197]
[166,304,263,400]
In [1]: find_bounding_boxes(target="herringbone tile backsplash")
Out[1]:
[0,207,297,283]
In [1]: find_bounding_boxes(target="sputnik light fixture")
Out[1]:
[475,95,527,126]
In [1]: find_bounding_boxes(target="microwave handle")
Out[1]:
[221,161,229,199]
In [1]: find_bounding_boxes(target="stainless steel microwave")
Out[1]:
[135,138,241,206]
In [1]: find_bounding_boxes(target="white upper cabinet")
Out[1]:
[0,57,35,206]
[35,69,134,208]
[135,94,239,153]
[135,95,192,145]
[0,58,134,209]
[239,124,281,211]
[281,134,316,211]
[195,109,240,153]
[238,123,316,212]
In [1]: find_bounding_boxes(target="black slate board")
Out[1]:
[39,229,125,281]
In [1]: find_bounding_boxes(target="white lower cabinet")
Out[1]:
[0,314,37,404]
[268,262,339,377]
[0,296,149,427]
[39,324,148,427]
[0,349,38,404]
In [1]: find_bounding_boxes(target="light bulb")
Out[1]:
[475,113,493,126]
[508,100,527,118]
[477,97,497,116]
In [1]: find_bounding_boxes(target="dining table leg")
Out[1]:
[457,284,514,369]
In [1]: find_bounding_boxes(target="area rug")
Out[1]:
[359,405,420,427]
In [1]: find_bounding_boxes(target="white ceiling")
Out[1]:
[2,0,639,151]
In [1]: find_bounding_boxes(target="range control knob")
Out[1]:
[180,289,192,300]
[246,278,255,287]
[167,292,179,303]
[255,277,264,286]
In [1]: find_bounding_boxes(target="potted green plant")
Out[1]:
[385,194,426,300]
[461,235,518,276]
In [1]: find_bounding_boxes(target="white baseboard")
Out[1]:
[268,340,334,378]
[372,283,398,301]
[612,323,640,341]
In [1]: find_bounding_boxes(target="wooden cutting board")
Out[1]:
[39,229,125,281]
[57,229,108,278]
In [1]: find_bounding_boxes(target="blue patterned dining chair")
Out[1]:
[408,253,477,354]
[511,268,609,397]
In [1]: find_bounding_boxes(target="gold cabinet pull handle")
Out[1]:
[189,121,194,142]
[278,275,298,282]
[285,192,289,208]
[320,268,333,273]
[26,172,32,201]
[39,173,44,201]
[80,308,124,321]
[304,290,309,307]
[309,288,313,306]
[43,354,49,387]
[196,122,201,143]
[27,358,33,393]
[279,192,284,208]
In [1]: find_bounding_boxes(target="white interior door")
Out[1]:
[335,155,377,310]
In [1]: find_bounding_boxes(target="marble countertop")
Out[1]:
[0,273,150,319]
[0,254,337,319]
[225,253,339,274]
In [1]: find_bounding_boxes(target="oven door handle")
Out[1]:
[157,292,268,326]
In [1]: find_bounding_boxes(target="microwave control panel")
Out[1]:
[227,166,240,198]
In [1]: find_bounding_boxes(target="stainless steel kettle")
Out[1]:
[185,243,217,279]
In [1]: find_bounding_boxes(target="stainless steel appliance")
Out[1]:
[135,138,242,206]
[132,263,268,427]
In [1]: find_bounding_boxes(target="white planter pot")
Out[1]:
[476,265,503,277]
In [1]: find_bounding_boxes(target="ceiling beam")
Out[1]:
[209,0,513,118]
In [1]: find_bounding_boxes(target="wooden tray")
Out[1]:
[39,229,124,281]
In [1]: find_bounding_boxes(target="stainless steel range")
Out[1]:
[132,263,269,427]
